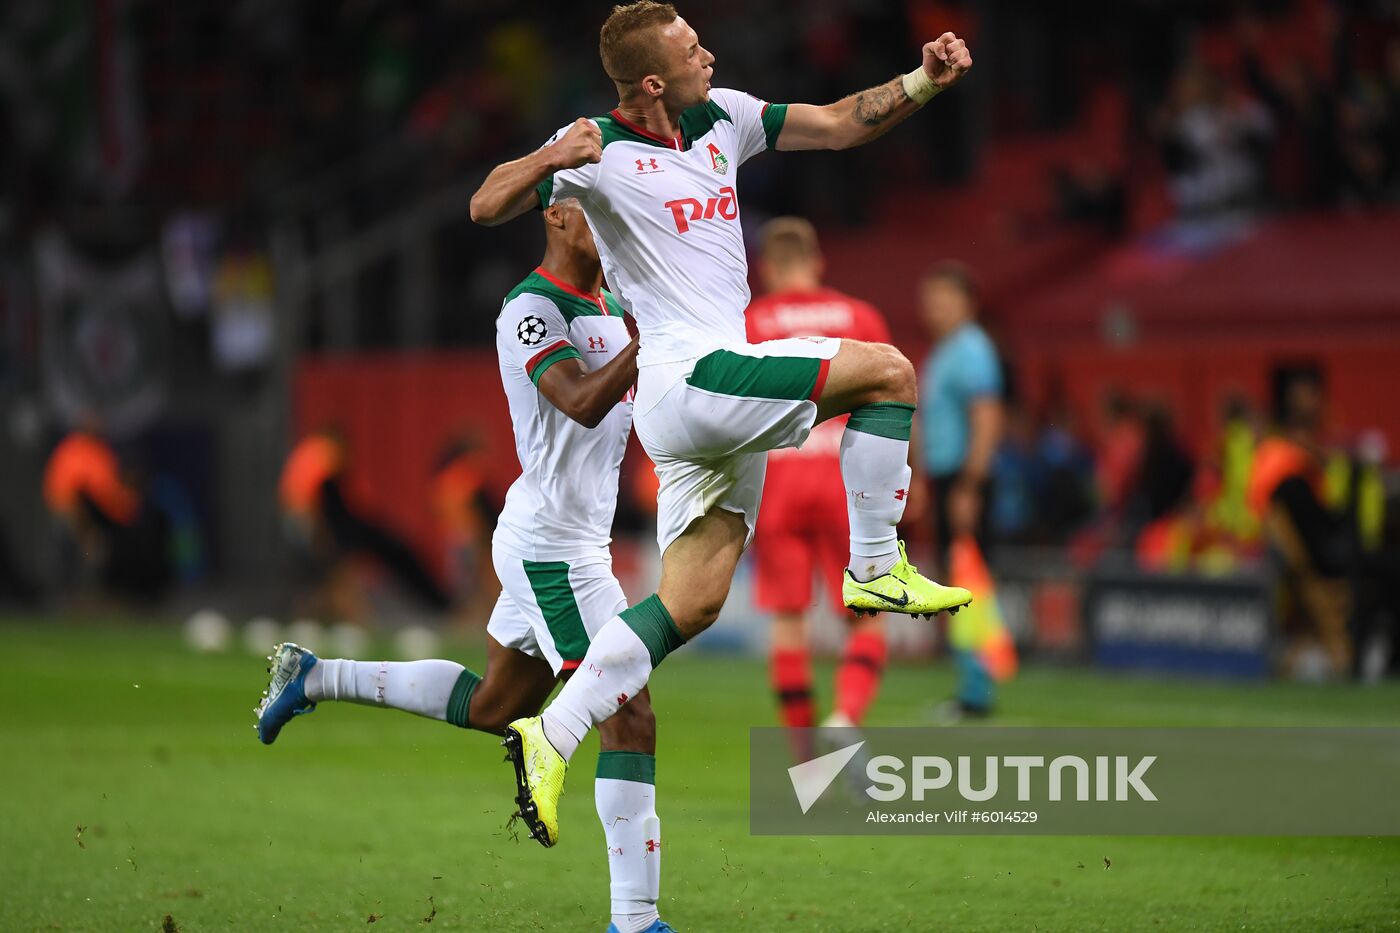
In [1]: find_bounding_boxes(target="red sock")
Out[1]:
[771,647,815,729]
[836,629,887,725]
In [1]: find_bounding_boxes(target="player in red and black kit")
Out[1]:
[747,217,912,732]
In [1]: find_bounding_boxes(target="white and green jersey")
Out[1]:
[494,267,634,561]
[537,88,787,367]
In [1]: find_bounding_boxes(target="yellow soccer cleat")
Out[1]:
[843,541,973,620]
[502,716,567,848]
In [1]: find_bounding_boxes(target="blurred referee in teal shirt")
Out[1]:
[918,262,1005,716]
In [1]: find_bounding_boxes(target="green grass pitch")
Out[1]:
[3,619,1398,931]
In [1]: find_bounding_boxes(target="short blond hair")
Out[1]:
[600,2,679,88]
[759,216,821,267]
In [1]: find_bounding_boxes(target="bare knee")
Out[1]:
[872,343,916,405]
[661,568,733,634]
[669,590,727,634]
[819,341,917,419]
[657,508,747,638]
[598,693,657,753]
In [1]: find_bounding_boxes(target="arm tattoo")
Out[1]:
[851,82,906,127]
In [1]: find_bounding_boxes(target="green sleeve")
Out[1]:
[761,103,788,150]
[527,344,583,386]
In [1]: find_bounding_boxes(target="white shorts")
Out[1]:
[486,549,627,675]
[634,337,843,554]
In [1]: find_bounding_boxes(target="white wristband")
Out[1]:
[902,66,941,105]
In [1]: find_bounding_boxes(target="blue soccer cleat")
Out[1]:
[606,922,676,933]
[255,642,318,745]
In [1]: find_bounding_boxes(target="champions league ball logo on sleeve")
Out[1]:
[517,315,548,346]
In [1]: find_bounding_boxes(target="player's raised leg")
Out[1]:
[815,339,973,617]
[256,636,556,745]
[507,506,738,858]
[535,507,743,763]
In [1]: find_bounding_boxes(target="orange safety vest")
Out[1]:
[279,434,344,518]
[43,433,139,526]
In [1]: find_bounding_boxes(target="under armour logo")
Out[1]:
[645,839,661,852]
[588,336,606,350]
[894,488,907,501]
[616,692,629,705]
[635,157,662,173]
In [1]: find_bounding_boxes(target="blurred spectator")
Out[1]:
[1128,404,1198,571]
[1153,58,1273,221]
[1247,364,1351,677]
[990,401,1096,546]
[43,426,172,602]
[1095,390,1144,519]
[1243,51,1340,208]
[1130,404,1195,530]
[1031,405,1097,544]
[1206,395,1263,546]
[989,404,1037,542]
[431,433,499,627]
[279,427,452,620]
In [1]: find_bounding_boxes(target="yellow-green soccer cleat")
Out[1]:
[502,716,567,848]
[843,541,973,620]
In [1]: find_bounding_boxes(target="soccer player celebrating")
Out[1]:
[471,2,974,848]
[257,199,673,933]
[746,217,903,736]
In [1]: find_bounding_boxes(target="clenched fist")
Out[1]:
[922,32,972,89]
[549,118,603,170]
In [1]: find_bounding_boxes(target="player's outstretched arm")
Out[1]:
[470,119,602,226]
[776,32,972,152]
[536,336,639,429]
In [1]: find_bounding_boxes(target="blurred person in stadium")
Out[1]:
[918,262,1003,567]
[745,217,904,739]
[278,427,452,618]
[43,425,172,602]
[259,199,667,933]
[1096,390,1145,520]
[1153,57,1273,223]
[1126,403,1195,549]
[1331,431,1399,681]
[430,432,500,627]
[1247,364,1352,676]
[917,261,1005,718]
[469,1,974,856]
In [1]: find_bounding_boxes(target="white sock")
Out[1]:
[596,752,660,932]
[840,425,912,581]
[303,658,465,721]
[542,618,653,761]
[547,594,693,764]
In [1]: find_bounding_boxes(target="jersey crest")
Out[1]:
[707,142,729,175]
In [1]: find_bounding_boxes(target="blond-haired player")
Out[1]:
[471,2,974,857]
